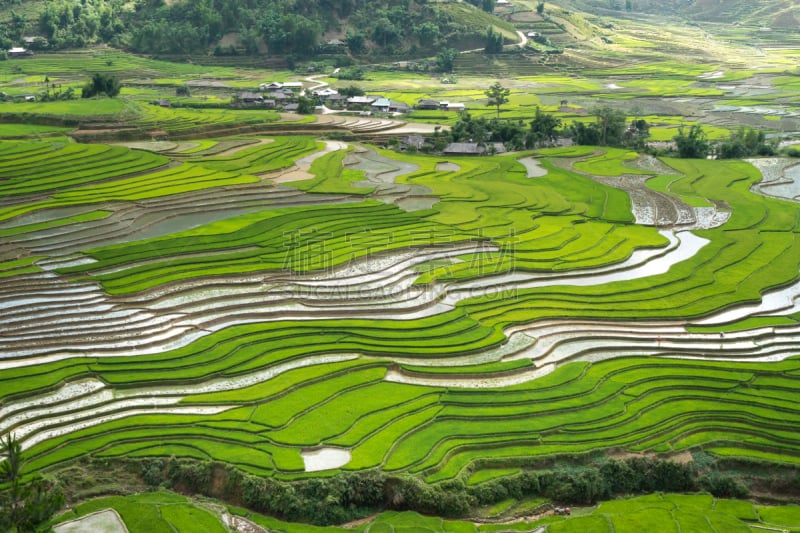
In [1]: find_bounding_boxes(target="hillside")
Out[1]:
[0,0,518,58]
[560,0,798,27]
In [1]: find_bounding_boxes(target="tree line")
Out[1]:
[133,454,756,526]
[444,95,779,159]
[0,0,493,57]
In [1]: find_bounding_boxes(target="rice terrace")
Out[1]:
[1,0,800,531]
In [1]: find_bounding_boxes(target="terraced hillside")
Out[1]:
[0,134,798,499]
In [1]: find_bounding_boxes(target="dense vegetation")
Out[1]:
[0,0,512,57]
[121,455,755,523]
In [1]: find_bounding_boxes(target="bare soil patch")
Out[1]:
[436,161,461,171]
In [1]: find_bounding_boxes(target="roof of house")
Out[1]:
[236,91,263,100]
[313,88,339,96]
[282,82,304,88]
[326,38,346,46]
[8,47,28,53]
[283,103,299,111]
[371,97,392,108]
[406,135,426,148]
[446,102,466,109]
[417,99,439,106]
[443,142,506,155]
[347,96,377,104]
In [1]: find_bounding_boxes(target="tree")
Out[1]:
[537,2,545,15]
[296,95,316,114]
[345,31,365,54]
[716,126,776,158]
[0,434,64,532]
[436,47,458,73]
[414,21,440,44]
[484,26,503,53]
[592,106,626,146]
[673,124,709,158]
[625,118,650,150]
[568,121,601,145]
[466,0,495,12]
[371,17,401,48]
[485,81,510,119]
[528,106,562,147]
[82,72,120,98]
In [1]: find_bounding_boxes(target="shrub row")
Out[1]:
[128,456,759,526]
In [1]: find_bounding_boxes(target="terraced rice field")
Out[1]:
[50,491,800,533]
[0,135,799,488]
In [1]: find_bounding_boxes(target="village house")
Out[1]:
[416,99,440,110]
[440,101,466,112]
[267,91,290,102]
[323,94,346,108]
[371,98,392,113]
[234,91,265,104]
[312,87,339,99]
[347,95,377,107]
[8,47,33,58]
[388,101,411,113]
[404,135,426,150]
[443,142,506,156]
[259,81,303,92]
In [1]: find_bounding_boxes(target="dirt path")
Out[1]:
[515,30,528,49]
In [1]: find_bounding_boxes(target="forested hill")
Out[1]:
[0,0,516,57]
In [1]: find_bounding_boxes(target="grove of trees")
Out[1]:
[0,434,64,532]
[0,0,502,56]
[134,455,750,526]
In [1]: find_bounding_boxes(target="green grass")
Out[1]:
[0,97,130,117]
[0,123,72,136]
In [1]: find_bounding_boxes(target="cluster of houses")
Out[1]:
[234,82,469,116]
[232,82,305,111]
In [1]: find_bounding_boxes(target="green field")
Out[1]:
[2,4,800,530]
[50,491,800,533]
[0,134,797,490]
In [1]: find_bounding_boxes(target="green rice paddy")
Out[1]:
[1,13,800,527]
[0,132,798,489]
